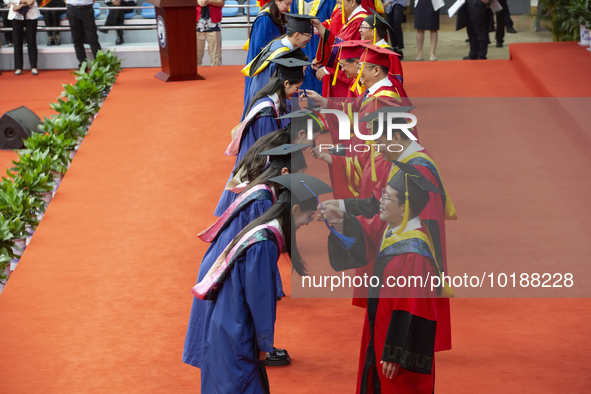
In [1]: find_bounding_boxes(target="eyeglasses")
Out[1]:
[306,211,316,224]
[359,25,372,31]
[299,33,313,39]
[380,188,400,203]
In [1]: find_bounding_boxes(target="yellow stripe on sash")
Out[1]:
[241,46,291,77]
[380,225,454,297]
[388,152,457,220]
[298,0,322,16]
[345,157,360,198]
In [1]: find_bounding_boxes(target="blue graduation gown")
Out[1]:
[242,38,292,121]
[290,0,337,93]
[200,240,280,393]
[183,197,277,369]
[244,11,286,111]
[215,97,290,216]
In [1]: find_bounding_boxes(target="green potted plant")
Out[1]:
[38,113,88,158]
[50,97,94,128]
[0,179,41,248]
[0,214,18,286]
[537,0,591,41]
[7,150,56,213]
[23,133,72,189]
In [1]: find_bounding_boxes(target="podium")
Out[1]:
[147,0,204,82]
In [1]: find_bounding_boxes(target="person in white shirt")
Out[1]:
[3,0,39,75]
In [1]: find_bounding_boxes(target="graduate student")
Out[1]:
[192,173,333,394]
[311,0,370,98]
[289,0,337,93]
[242,15,316,120]
[321,161,451,394]
[184,144,311,372]
[245,0,291,66]
[216,57,311,216]
[359,10,403,83]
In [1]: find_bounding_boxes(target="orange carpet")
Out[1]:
[0,70,76,173]
[0,58,590,394]
[510,42,591,98]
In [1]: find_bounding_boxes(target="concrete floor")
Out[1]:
[398,14,552,61]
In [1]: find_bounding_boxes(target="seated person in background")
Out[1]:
[40,0,65,46]
[101,0,137,45]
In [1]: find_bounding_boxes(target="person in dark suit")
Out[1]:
[65,0,101,66]
[460,0,489,60]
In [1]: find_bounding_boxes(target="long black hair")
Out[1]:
[226,189,315,276]
[240,153,308,196]
[262,0,288,29]
[231,125,312,185]
[232,129,291,183]
[247,75,294,116]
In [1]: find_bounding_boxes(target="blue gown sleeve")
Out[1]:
[247,15,280,64]
[243,240,279,354]
[236,112,281,163]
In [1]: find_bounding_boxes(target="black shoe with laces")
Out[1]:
[507,26,517,33]
[116,36,124,45]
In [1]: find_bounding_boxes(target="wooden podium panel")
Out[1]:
[149,0,204,82]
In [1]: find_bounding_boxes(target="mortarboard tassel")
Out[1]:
[332,48,342,87]
[373,15,377,45]
[353,62,365,96]
[394,174,412,236]
[300,180,356,249]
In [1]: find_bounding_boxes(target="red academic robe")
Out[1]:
[376,42,404,83]
[316,8,369,98]
[328,150,388,200]
[345,147,456,352]
[325,74,414,157]
[328,216,439,393]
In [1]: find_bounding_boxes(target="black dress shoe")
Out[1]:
[54,37,61,46]
[496,42,503,47]
[116,36,124,45]
[507,26,517,33]
[265,347,290,366]
[463,56,472,60]
[47,38,55,46]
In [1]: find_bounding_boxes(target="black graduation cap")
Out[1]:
[364,9,394,43]
[279,47,309,61]
[285,13,316,35]
[259,143,311,172]
[388,160,444,197]
[269,173,333,207]
[268,57,312,81]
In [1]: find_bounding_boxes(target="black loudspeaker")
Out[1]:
[0,106,43,150]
